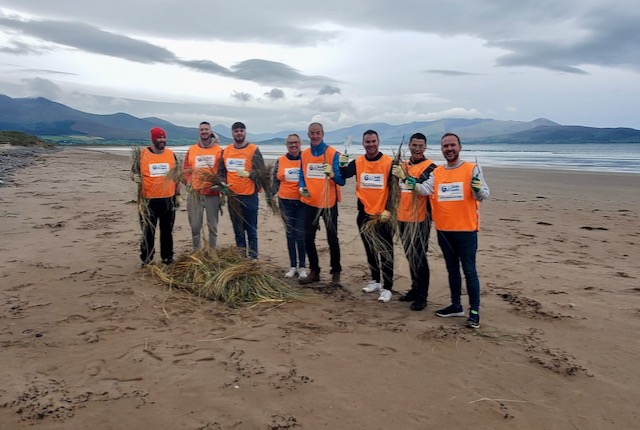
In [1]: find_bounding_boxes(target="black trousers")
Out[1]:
[399,220,431,299]
[140,197,176,263]
[303,203,341,274]
[357,210,394,290]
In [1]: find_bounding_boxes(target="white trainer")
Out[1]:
[378,289,392,303]
[362,280,381,293]
[284,267,297,278]
[297,267,308,279]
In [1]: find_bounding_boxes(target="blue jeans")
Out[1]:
[230,195,259,259]
[437,231,480,311]
[280,198,306,268]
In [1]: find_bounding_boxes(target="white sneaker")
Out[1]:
[297,267,308,279]
[284,267,297,278]
[378,289,392,303]
[363,280,381,293]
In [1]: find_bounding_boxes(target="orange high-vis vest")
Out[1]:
[300,146,341,208]
[184,143,222,194]
[397,159,435,222]
[431,162,479,231]
[140,148,176,199]
[276,155,301,200]
[355,154,392,215]
[223,143,258,196]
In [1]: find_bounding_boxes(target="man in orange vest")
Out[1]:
[219,122,265,259]
[339,129,395,302]
[131,127,179,266]
[183,121,223,250]
[298,122,346,285]
[390,132,437,311]
[414,132,489,328]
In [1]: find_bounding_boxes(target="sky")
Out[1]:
[0,1,639,133]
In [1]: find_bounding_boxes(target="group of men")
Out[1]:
[133,121,489,329]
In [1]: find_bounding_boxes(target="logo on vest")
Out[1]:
[149,163,170,177]
[226,158,245,172]
[360,173,384,189]
[438,182,464,201]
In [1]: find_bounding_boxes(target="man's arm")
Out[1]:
[249,147,265,182]
[415,171,435,196]
[270,158,280,196]
[339,158,356,180]
[472,165,490,201]
[217,149,228,183]
[330,152,346,186]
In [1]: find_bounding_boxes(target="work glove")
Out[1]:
[174,195,182,209]
[391,165,406,180]
[236,169,251,178]
[322,163,334,178]
[299,187,310,198]
[471,176,482,192]
[132,173,142,183]
[405,176,417,191]
[379,210,391,222]
[339,153,350,168]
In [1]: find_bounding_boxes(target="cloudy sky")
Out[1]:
[0,1,638,133]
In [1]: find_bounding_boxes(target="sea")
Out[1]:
[86,142,640,175]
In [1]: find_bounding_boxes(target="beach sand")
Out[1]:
[0,147,638,429]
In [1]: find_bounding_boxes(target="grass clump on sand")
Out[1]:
[149,247,311,306]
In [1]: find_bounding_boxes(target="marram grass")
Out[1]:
[149,246,312,306]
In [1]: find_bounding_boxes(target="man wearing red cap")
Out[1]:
[131,127,180,266]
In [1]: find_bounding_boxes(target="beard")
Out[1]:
[153,141,166,151]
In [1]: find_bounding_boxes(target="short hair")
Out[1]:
[410,132,427,142]
[231,121,246,130]
[199,121,211,127]
[362,129,379,139]
[308,122,324,131]
[286,134,301,142]
[441,132,460,144]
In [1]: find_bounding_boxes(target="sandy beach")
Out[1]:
[1,146,639,429]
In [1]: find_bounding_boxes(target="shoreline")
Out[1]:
[1,147,638,428]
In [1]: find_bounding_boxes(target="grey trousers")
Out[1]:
[187,193,220,249]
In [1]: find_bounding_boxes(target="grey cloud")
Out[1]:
[265,88,285,100]
[425,70,482,77]
[231,59,337,87]
[318,85,341,95]
[177,59,232,77]
[0,39,50,55]
[0,13,339,88]
[21,77,62,99]
[231,91,253,102]
[0,15,177,63]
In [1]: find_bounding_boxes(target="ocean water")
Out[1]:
[87,142,640,174]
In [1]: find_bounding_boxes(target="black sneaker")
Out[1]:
[399,289,419,302]
[435,304,465,318]
[466,310,480,329]
[162,257,174,265]
[410,298,427,311]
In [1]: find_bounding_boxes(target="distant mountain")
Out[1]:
[1,94,638,145]
[0,95,203,143]
[481,125,640,143]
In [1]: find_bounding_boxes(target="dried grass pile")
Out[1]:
[149,247,311,306]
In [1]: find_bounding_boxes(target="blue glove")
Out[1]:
[405,176,416,190]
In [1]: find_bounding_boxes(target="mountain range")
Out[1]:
[1,94,639,145]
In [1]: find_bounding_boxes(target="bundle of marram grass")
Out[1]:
[149,247,311,306]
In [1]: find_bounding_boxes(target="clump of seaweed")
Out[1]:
[148,247,312,306]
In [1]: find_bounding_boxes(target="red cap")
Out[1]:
[150,127,166,142]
